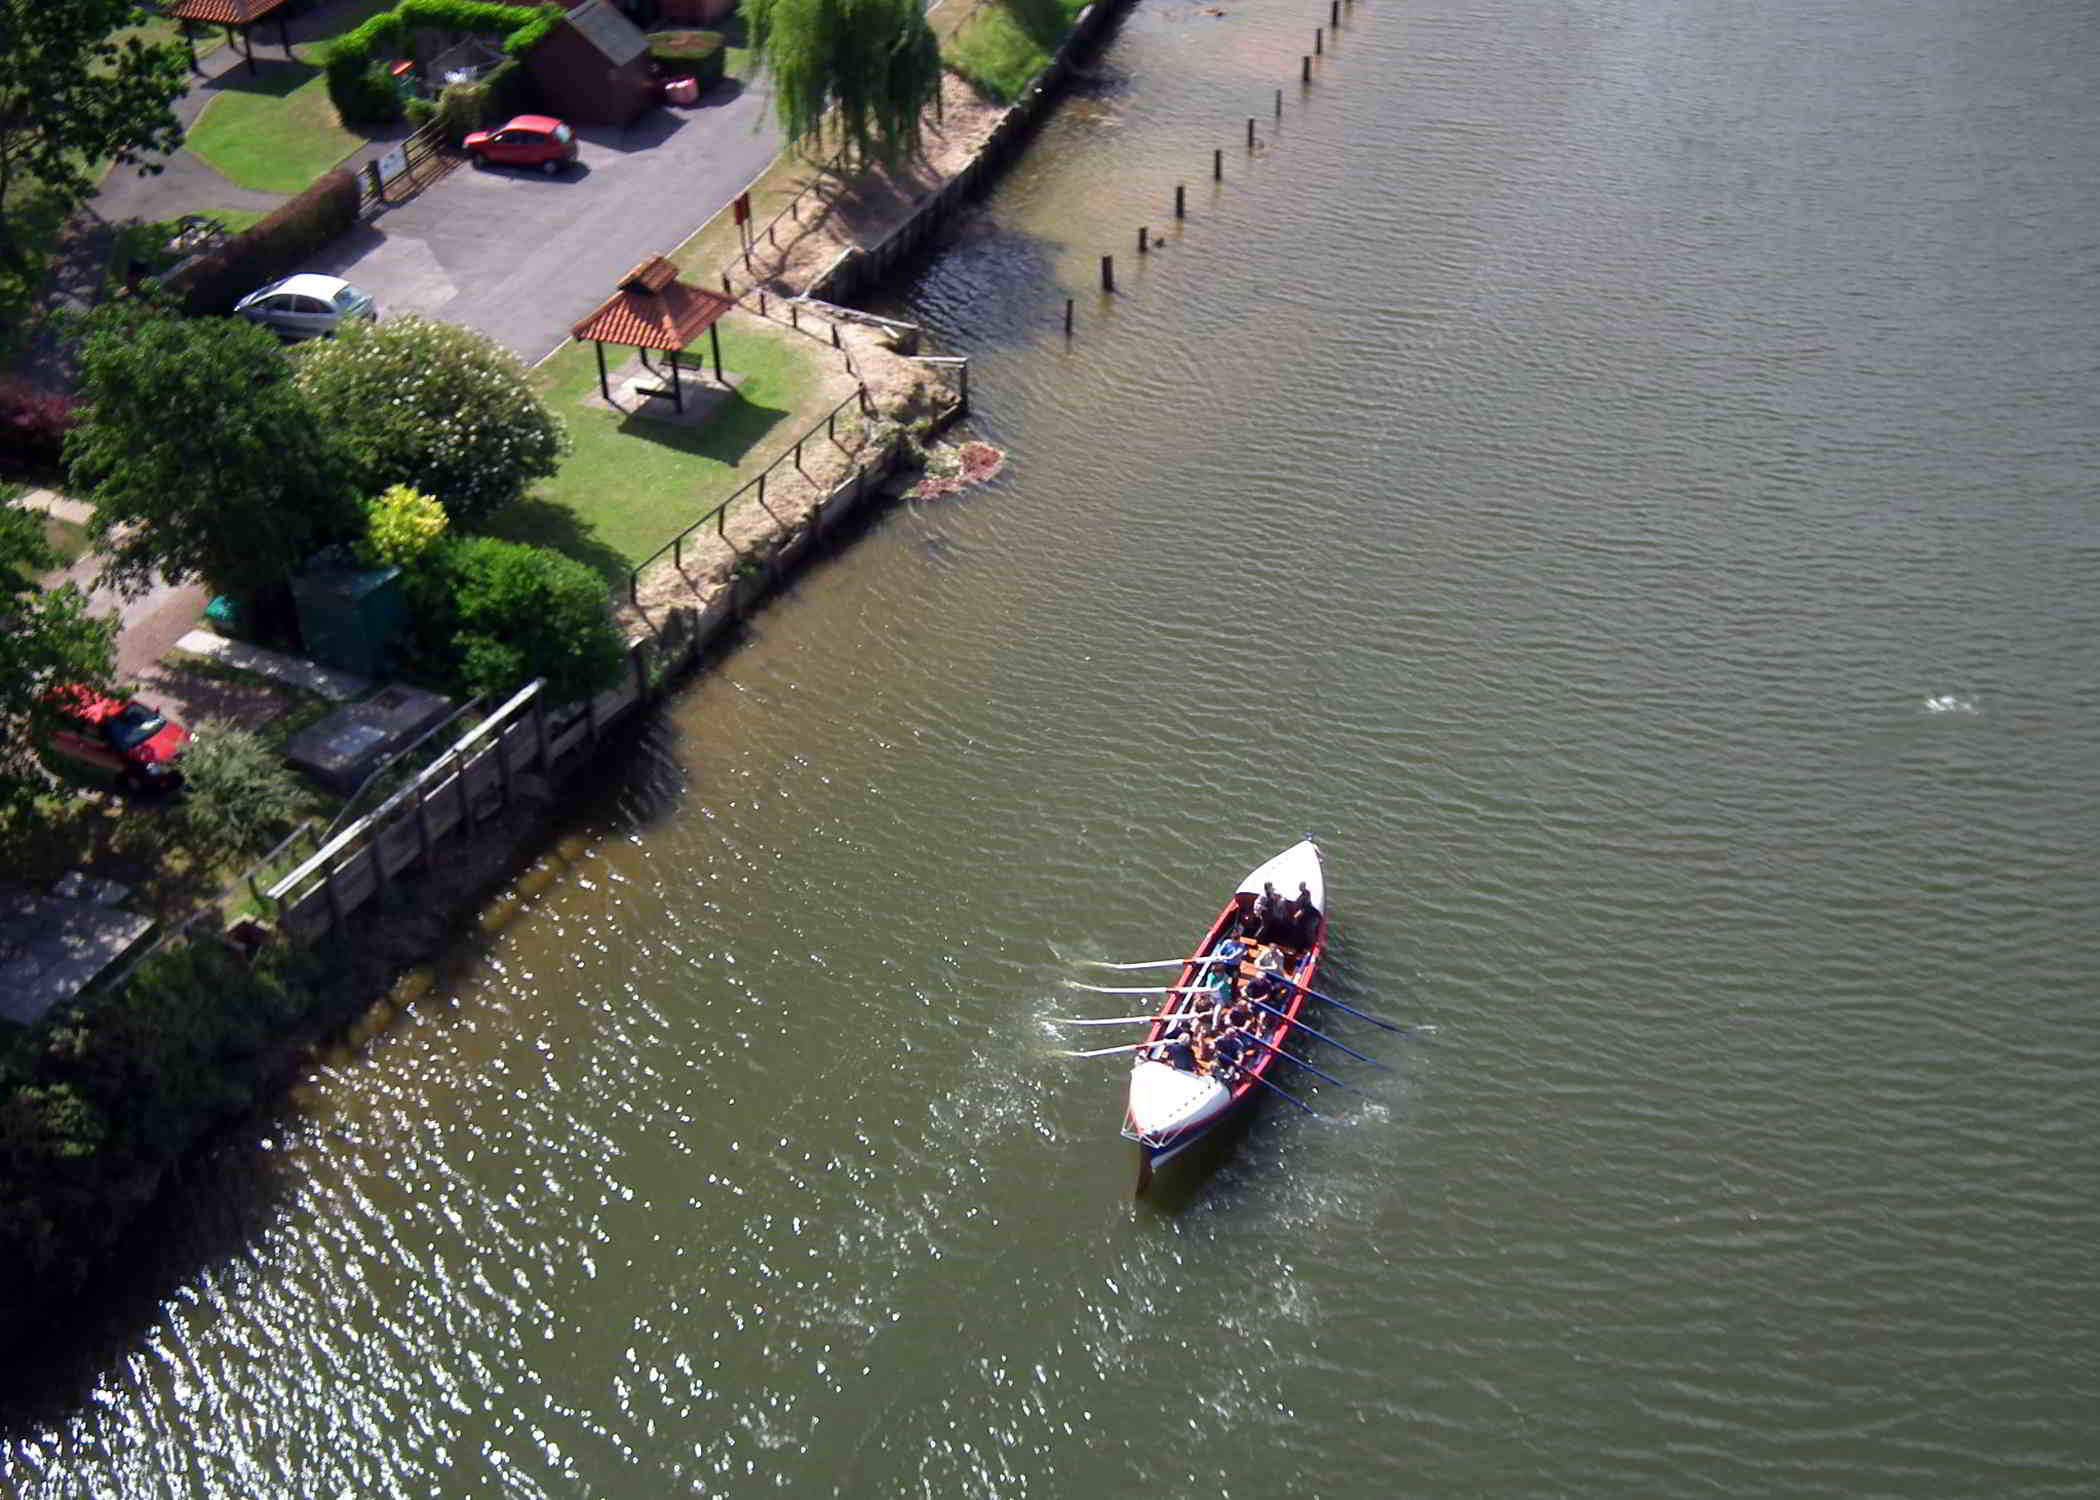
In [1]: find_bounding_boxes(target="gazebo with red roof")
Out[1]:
[571,256,737,413]
[167,0,294,75]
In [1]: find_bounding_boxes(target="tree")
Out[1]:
[0,498,117,816]
[293,317,568,527]
[0,0,187,262]
[174,719,307,861]
[65,305,361,610]
[748,0,942,168]
[411,536,624,704]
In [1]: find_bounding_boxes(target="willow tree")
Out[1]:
[749,0,943,168]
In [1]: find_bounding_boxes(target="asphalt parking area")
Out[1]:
[308,82,781,363]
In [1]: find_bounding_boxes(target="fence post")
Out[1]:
[415,780,434,863]
[496,726,516,808]
[534,691,551,770]
[322,864,348,935]
[631,640,649,701]
[458,763,475,832]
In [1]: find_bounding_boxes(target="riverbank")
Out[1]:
[0,1,1125,1365]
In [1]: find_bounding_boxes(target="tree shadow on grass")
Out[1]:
[477,496,636,585]
[202,58,321,99]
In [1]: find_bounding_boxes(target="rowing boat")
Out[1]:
[1121,838,1328,1185]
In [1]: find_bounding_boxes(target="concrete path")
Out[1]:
[16,488,212,684]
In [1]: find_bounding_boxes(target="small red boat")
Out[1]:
[1120,838,1328,1186]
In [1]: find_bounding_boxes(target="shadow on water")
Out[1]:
[0,1125,295,1439]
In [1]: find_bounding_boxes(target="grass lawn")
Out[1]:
[492,319,829,577]
[943,0,1089,103]
[186,63,362,195]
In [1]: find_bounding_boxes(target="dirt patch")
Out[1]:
[733,75,1008,297]
[134,654,302,734]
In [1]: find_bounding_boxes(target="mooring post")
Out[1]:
[1247,116,1256,149]
[1276,87,1284,118]
[1101,254,1116,292]
[1331,0,1340,23]
[1316,27,1324,54]
[1138,225,1149,254]
[1213,148,1224,181]
[1302,55,1313,83]
[1064,297,1075,336]
[1175,183,1187,218]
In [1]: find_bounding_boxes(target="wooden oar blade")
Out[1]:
[1081,956,1228,971]
[1045,1015,1160,1026]
[1067,982,1172,995]
[1061,1042,1149,1059]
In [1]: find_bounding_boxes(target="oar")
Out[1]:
[1069,982,1185,996]
[1233,996,1382,1067]
[1261,974,1415,1034]
[1239,1068,1317,1116]
[1046,1014,1164,1027]
[1081,955,1234,971]
[1233,1030,1352,1091]
[1060,1041,1152,1059]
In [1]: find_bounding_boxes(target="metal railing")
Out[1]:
[626,384,872,604]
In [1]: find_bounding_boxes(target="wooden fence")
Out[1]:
[358,120,450,212]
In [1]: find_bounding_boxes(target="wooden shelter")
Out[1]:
[571,256,736,412]
[166,0,294,75]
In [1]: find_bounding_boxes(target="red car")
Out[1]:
[44,686,190,794]
[463,115,578,175]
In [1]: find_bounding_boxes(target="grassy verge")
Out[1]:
[186,64,362,195]
[497,319,827,576]
[943,0,1088,103]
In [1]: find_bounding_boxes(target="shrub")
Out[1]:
[160,169,362,317]
[434,79,488,142]
[412,535,624,704]
[404,95,438,127]
[175,720,308,862]
[361,484,448,569]
[292,316,567,527]
[647,30,726,87]
[0,380,80,481]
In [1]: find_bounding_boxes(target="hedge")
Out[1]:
[324,1,563,128]
[160,169,363,317]
[433,55,540,143]
[646,30,727,88]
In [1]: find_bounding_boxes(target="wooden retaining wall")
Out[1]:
[262,433,916,947]
[808,0,1133,303]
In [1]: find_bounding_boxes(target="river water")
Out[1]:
[10,0,2100,1494]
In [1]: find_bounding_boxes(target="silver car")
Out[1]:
[234,273,377,341]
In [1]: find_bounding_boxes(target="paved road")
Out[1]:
[308,81,783,364]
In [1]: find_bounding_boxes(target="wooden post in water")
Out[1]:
[1276,87,1284,118]
[1213,147,1224,181]
[1302,55,1313,83]
[1331,0,1339,23]
[1175,183,1187,219]
[1316,27,1324,54]
[1064,297,1074,336]
[1101,254,1116,292]
[1247,116,1256,150]
[1138,226,1149,254]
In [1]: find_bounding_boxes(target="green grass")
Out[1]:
[944,0,1087,103]
[186,64,362,194]
[493,322,827,577]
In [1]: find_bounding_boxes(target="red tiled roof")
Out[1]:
[570,259,736,351]
[168,0,291,23]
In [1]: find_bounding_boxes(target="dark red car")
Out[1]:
[44,686,190,794]
[463,115,579,175]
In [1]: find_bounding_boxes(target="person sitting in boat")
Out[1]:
[1244,972,1286,1014]
[1213,1028,1252,1080]
[1243,883,1280,939]
[1150,1030,1198,1071]
[1213,938,1247,968]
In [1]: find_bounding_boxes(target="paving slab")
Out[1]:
[174,631,371,702]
